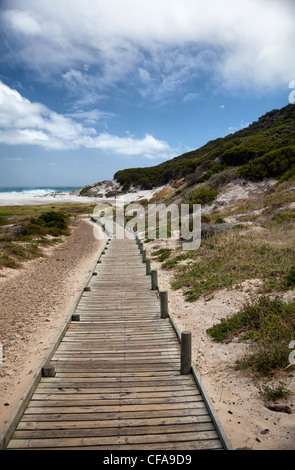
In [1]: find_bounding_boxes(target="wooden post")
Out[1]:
[181,331,192,375]
[142,250,146,263]
[160,291,168,318]
[146,259,151,275]
[151,269,158,290]
[72,313,80,321]
[42,363,56,377]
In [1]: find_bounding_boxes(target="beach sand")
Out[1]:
[0,217,105,438]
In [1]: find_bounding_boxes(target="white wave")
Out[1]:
[0,189,97,206]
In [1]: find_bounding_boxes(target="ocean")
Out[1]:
[0,186,92,206]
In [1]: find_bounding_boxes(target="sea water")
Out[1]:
[0,186,93,206]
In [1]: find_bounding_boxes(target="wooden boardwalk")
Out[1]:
[5,222,231,450]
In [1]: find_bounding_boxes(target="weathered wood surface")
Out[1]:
[6,226,230,450]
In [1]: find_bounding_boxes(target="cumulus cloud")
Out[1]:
[0,82,173,158]
[1,0,294,102]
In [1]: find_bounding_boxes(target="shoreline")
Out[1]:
[0,217,105,437]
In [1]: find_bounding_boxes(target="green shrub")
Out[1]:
[221,145,260,166]
[207,167,238,190]
[151,248,172,262]
[207,295,295,375]
[237,146,295,181]
[284,266,295,288]
[162,252,194,269]
[80,185,92,195]
[278,165,295,183]
[258,380,293,401]
[183,186,218,207]
[21,211,69,238]
[0,216,8,226]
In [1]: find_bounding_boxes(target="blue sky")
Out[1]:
[0,0,294,188]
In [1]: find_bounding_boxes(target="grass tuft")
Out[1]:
[207,295,295,376]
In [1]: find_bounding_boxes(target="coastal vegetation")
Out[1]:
[149,176,295,396]
[0,202,95,270]
[207,295,295,374]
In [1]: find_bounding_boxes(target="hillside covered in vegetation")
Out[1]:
[114,104,295,190]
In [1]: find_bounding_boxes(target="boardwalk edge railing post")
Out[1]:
[180,331,192,375]
[151,269,158,290]
[146,258,151,275]
[160,290,168,319]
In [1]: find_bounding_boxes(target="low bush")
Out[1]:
[207,295,295,375]
[151,248,172,262]
[182,186,218,208]
[21,211,69,238]
[284,265,295,288]
[237,146,295,181]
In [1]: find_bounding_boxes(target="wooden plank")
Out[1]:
[36,384,198,393]
[21,408,210,425]
[13,422,216,439]
[24,401,207,414]
[17,414,213,430]
[7,430,221,449]
[33,389,199,397]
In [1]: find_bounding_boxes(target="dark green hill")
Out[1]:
[114,104,295,189]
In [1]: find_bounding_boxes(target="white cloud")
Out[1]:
[183,93,200,102]
[2,0,294,101]
[3,9,42,36]
[65,108,115,125]
[0,82,173,158]
[83,133,171,159]
[5,156,24,161]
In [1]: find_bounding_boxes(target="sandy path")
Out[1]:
[0,218,104,437]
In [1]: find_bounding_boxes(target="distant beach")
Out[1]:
[0,186,98,206]
[0,186,163,207]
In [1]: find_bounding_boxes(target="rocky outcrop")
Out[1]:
[73,180,123,198]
